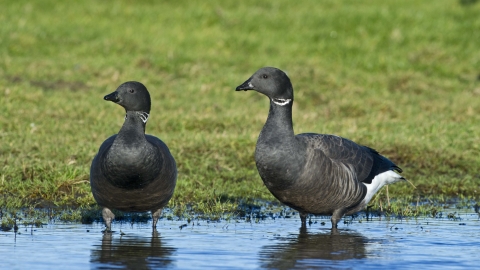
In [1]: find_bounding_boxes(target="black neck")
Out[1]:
[115,111,148,143]
[260,100,295,142]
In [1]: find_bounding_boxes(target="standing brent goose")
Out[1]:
[90,81,177,232]
[236,67,405,229]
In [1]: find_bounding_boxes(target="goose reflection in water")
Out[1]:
[90,230,176,269]
[260,227,370,269]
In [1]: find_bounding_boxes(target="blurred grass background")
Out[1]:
[1,0,479,219]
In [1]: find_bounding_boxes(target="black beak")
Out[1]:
[104,91,119,102]
[235,77,254,91]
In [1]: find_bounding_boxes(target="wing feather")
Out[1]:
[296,133,400,184]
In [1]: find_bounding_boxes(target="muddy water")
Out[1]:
[1,212,479,269]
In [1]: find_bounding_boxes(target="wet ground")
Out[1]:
[1,211,479,269]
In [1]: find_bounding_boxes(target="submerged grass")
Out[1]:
[1,0,480,221]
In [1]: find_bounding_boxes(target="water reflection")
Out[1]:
[260,227,368,269]
[90,230,176,269]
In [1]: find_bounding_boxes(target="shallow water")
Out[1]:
[1,212,479,269]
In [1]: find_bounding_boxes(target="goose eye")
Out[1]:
[262,74,268,79]
[129,89,135,93]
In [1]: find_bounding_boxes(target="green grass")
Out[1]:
[1,0,480,221]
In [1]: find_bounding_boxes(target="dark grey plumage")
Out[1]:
[90,81,177,232]
[236,67,405,230]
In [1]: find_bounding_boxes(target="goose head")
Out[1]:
[236,67,294,104]
[104,81,151,113]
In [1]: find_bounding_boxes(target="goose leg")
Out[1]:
[386,185,390,206]
[300,212,308,228]
[331,208,346,230]
[102,208,115,233]
[151,208,163,229]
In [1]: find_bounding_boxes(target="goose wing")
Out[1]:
[296,133,401,184]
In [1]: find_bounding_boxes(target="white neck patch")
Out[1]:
[272,98,292,106]
[125,112,149,123]
[136,111,150,123]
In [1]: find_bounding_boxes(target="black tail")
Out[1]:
[362,147,402,184]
